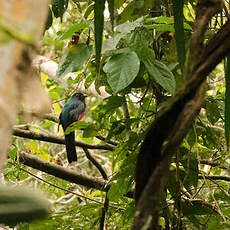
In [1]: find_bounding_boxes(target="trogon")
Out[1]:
[59,93,86,163]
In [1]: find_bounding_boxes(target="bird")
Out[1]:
[59,93,86,163]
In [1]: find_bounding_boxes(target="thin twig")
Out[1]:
[83,147,108,180]
[99,193,109,230]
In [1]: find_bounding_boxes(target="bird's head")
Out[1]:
[72,93,87,102]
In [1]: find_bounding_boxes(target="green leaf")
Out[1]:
[225,55,230,149]
[116,18,142,33]
[172,0,185,72]
[83,126,98,138]
[8,147,17,160]
[144,16,192,31]
[182,156,198,190]
[105,96,125,111]
[103,52,140,93]
[115,0,124,8]
[137,46,155,64]
[107,0,114,30]
[84,4,94,19]
[102,33,124,54]
[182,200,219,216]
[108,154,136,201]
[57,22,88,40]
[206,98,221,125]
[56,44,92,77]
[65,121,89,135]
[94,0,106,72]
[144,60,176,94]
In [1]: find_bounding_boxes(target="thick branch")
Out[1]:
[134,0,228,214]
[19,152,106,190]
[187,0,222,73]
[13,128,114,151]
[19,113,118,146]
[133,84,206,229]
[18,152,134,199]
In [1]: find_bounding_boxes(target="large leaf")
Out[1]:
[116,18,142,33]
[225,55,230,149]
[103,51,140,93]
[102,19,143,54]
[144,59,176,94]
[172,0,185,72]
[94,0,106,71]
[56,44,92,77]
[144,16,192,31]
[102,33,124,54]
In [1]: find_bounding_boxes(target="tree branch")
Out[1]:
[200,159,227,169]
[133,1,226,228]
[99,193,109,230]
[19,152,106,190]
[19,113,119,146]
[198,175,230,182]
[83,147,108,180]
[13,128,114,151]
[133,84,206,230]
[18,152,134,199]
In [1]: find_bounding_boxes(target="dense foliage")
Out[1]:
[4,0,230,229]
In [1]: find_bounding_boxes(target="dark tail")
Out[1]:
[64,131,77,163]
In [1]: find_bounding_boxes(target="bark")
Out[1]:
[13,128,114,151]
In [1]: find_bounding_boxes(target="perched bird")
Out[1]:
[59,93,86,163]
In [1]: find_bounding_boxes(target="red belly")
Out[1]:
[78,113,85,121]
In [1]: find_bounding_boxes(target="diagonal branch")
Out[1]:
[133,1,228,229]
[19,152,106,190]
[18,152,134,199]
[133,84,206,229]
[83,147,108,180]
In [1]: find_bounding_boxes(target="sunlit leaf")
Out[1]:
[56,44,92,77]
[145,60,176,94]
[103,51,140,93]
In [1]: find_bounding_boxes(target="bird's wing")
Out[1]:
[68,102,85,123]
